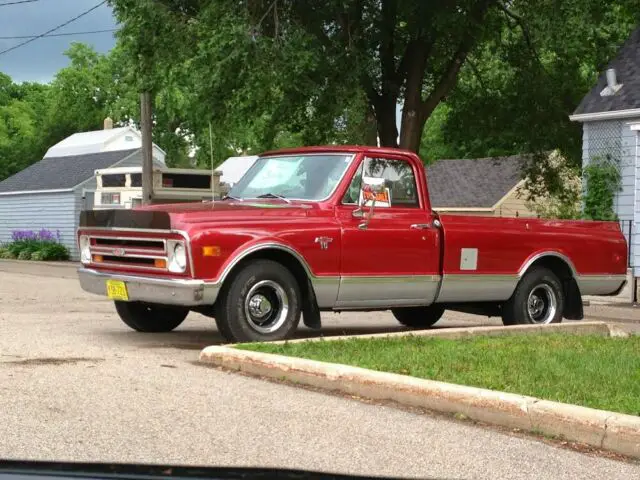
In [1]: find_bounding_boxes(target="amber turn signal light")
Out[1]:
[203,246,221,257]
[92,255,103,263]
[154,259,167,269]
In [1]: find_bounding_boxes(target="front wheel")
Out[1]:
[215,260,302,343]
[114,301,189,332]
[392,305,445,328]
[502,267,564,325]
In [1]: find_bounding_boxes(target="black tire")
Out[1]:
[215,259,302,343]
[114,301,189,332]
[392,305,445,328]
[502,267,564,326]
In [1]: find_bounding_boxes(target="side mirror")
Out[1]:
[352,177,387,229]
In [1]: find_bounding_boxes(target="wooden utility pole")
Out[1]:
[140,91,154,205]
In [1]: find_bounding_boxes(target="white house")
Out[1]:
[0,120,166,259]
[570,26,640,276]
[44,118,167,164]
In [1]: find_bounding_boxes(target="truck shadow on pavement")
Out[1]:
[104,319,497,352]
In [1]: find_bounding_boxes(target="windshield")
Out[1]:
[228,153,353,201]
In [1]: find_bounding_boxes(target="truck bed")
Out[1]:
[435,214,628,302]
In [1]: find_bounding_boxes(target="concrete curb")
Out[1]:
[270,321,617,345]
[200,336,640,458]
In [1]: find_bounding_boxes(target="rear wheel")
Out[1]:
[392,305,445,328]
[502,267,564,325]
[114,301,189,332]
[215,260,302,343]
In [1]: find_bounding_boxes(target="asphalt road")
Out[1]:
[0,261,638,479]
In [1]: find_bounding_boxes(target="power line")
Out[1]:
[0,0,108,57]
[0,28,117,39]
[0,0,40,6]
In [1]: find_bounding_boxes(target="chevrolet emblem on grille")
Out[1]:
[113,248,126,256]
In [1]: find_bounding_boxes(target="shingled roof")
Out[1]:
[426,155,527,209]
[0,149,140,194]
[572,26,640,117]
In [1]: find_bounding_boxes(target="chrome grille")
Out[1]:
[89,236,168,271]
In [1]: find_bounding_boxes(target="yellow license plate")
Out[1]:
[106,280,129,301]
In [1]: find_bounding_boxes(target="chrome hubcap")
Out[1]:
[248,294,272,318]
[244,280,289,334]
[527,284,557,324]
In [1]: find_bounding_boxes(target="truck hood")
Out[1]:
[79,201,315,232]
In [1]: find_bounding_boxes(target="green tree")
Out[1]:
[436,0,637,199]
[109,0,503,155]
[108,0,638,181]
[0,73,53,180]
[42,43,113,147]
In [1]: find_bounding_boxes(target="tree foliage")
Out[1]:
[108,0,509,156]
[0,73,50,180]
[434,0,637,199]
[582,156,622,221]
[105,0,639,188]
[1,0,638,211]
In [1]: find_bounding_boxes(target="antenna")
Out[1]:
[209,121,215,202]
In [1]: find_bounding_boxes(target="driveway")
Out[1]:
[0,261,638,479]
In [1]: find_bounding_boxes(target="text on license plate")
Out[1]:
[106,280,129,301]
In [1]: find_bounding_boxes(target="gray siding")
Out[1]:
[0,191,79,260]
[632,124,640,276]
[582,119,640,273]
[620,119,639,222]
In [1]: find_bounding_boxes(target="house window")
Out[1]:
[101,174,126,187]
[131,173,142,187]
[587,120,622,165]
[101,192,121,205]
[161,173,211,189]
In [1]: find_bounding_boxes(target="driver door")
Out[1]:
[335,155,441,308]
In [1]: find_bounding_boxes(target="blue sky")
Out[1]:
[0,0,117,83]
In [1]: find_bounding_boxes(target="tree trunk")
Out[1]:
[363,105,378,146]
[399,41,430,154]
[398,107,427,153]
[374,95,399,148]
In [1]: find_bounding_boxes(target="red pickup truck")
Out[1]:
[77,146,628,343]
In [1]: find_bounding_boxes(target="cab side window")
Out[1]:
[342,157,419,208]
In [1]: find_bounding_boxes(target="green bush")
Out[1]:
[0,248,16,259]
[7,241,25,257]
[38,242,70,261]
[30,251,44,261]
[583,156,622,221]
[1,238,70,262]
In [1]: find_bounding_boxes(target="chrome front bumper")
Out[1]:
[77,268,219,306]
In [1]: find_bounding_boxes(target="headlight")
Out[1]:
[79,235,91,265]
[168,241,187,273]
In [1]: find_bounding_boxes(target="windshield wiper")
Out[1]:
[256,192,291,203]
[222,194,243,202]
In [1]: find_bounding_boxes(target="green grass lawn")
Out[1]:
[239,334,640,416]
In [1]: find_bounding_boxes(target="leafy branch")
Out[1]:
[582,155,622,221]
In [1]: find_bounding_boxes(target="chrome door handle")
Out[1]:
[410,223,432,230]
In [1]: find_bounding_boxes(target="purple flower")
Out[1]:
[11,230,37,241]
[10,229,62,244]
[37,228,56,242]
